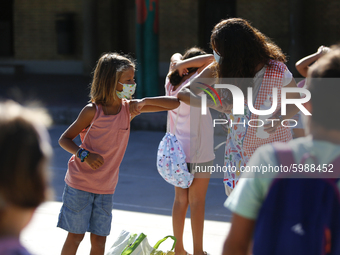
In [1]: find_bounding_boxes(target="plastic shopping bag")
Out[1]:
[106,230,176,255]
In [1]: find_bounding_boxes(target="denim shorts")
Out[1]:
[57,184,114,236]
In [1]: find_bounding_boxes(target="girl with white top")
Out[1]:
[166,47,214,255]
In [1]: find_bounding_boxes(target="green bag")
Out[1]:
[151,236,176,255]
[106,230,176,255]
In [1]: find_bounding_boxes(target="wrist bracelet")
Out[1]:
[79,149,90,162]
[76,148,82,158]
[77,148,84,158]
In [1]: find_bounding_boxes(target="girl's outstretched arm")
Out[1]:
[129,96,180,114]
[59,103,104,170]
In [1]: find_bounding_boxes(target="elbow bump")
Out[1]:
[177,89,187,98]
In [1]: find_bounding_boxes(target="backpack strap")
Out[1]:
[272,142,295,167]
[273,142,340,180]
[331,155,340,169]
[168,104,180,135]
[300,152,318,165]
[330,155,340,180]
[167,83,180,135]
[271,142,297,179]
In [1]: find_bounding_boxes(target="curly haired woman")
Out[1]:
[178,18,301,194]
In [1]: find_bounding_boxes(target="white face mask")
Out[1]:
[213,50,222,64]
[116,82,137,99]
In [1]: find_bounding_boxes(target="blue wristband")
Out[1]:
[77,148,84,158]
[76,148,83,158]
[78,149,89,162]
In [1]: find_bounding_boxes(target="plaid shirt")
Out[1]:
[243,59,292,157]
[224,60,293,189]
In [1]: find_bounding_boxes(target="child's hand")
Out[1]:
[220,98,233,114]
[263,113,281,134]
[207,97,232,114]
[129,99,146,116]
[84,152,104,170]
[171,60,189,76]
[317,45,331,55]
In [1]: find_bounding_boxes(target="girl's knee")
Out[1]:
[174,195,189,206]
[188,195,206,208]
[68,233,85,244]
[91,233,107,247]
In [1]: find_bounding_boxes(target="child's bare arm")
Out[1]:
[167,53,184,75]
[59,103,104,170]
[172,54,214,76]
[59,103,95,155]
[143,96,180,109]
[177,64,232,114]
[295,46,330,77]
[129,96,180,114]
[177,64,220,106]
[222,213,255,255]
[177,64,214,104]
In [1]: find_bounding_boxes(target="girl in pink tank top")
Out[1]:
[58,52,180,255]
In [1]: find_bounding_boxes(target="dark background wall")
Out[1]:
[0,0,339,79]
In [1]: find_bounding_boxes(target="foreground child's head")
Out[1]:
[307,45,340,131]
[0,100,52,236]
[90,53,136,104]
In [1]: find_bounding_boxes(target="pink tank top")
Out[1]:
[65,99,130,194]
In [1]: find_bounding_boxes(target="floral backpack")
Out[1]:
[156,106,194,188]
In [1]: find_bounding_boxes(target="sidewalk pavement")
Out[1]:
[21,202,231,255]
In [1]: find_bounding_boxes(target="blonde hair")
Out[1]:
[0,100,52,209]
[90,53,135,105]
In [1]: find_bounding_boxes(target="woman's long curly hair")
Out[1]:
[210,18,286,94]
[168,47,207,86]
